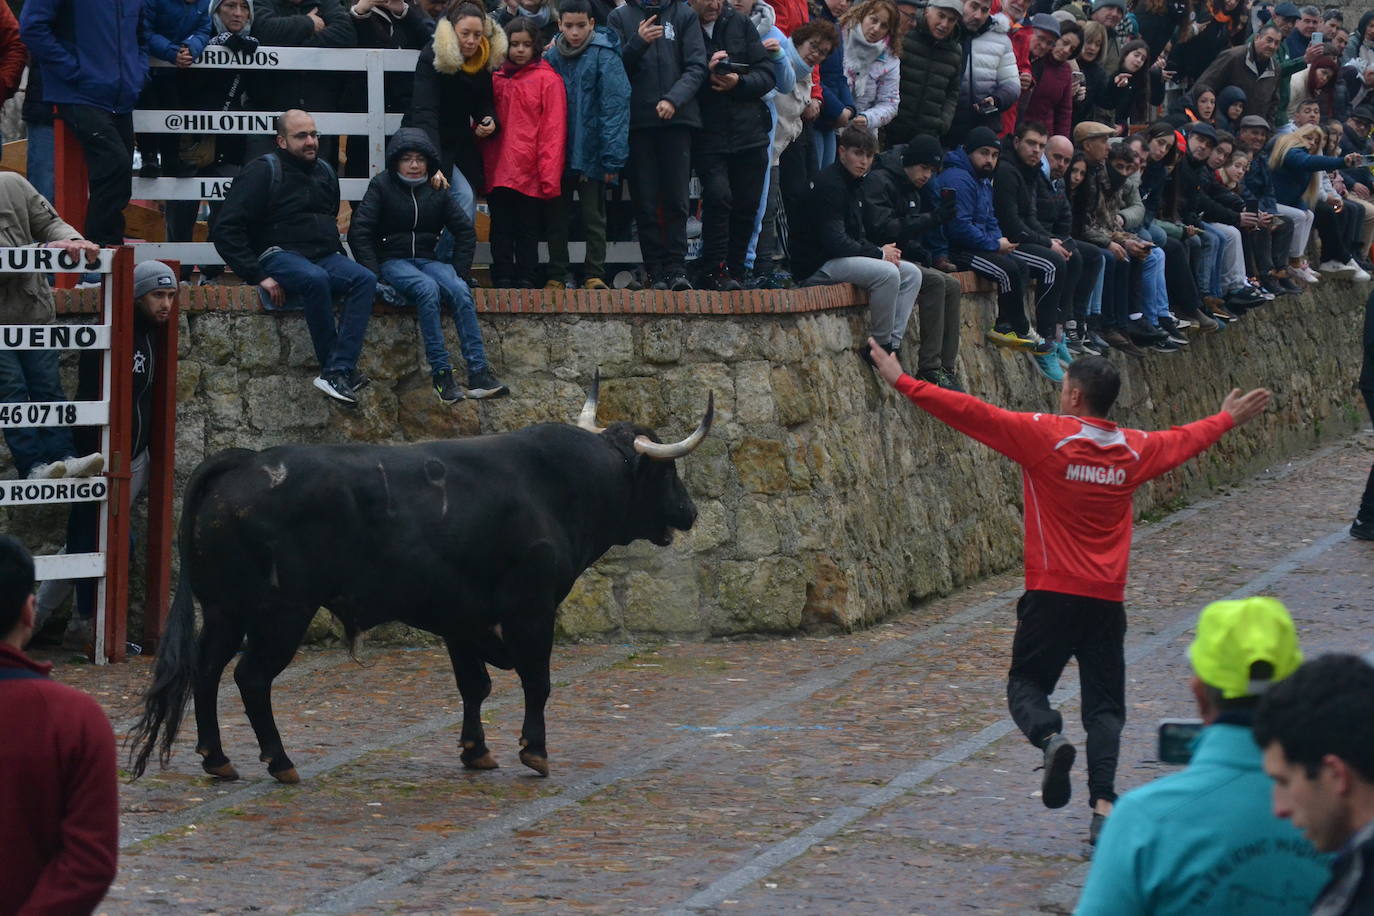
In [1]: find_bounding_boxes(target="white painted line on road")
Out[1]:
[661,527,1353,914]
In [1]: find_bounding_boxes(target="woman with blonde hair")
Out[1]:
[1270,123,1368,276]
[839,0,901,136]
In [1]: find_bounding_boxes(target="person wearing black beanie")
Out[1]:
[863,136,966,389]
[963,125,1002,154]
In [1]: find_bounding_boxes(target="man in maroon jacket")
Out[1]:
[0,534,118,915]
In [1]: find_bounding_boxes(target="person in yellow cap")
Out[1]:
[1075,597,1330,915]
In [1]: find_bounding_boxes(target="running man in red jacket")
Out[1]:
[0,534,118,914]
[868,340,1271,842]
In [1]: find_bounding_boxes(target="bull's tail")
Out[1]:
[127,450,252,779]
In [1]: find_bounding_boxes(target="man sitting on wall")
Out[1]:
[214,109,378,407]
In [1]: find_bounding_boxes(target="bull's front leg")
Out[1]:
[445,639,498,770]
[509,614,554,777]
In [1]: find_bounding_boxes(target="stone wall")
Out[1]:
[29,277,1370,640]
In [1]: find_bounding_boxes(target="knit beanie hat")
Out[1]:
[963,126,1001,154]
[903,135,945,168]
[134,260,177,300]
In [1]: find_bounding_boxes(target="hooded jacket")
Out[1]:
[609,0,709,130]
[402,15,505,185]
[993,139,1055,248]
[182,0,262,167]
[212,147,345,285]
[348,128,476,275]
[950,14,1020,141]
[19,0,149,113]
[886,11,964,145]
[544,27,631,179]
[860,146,947,262]
[481,58,567,199]
[695,4,775,154]
[1215,85,1249,131]
[790,159,883,281]
[932,146,1002,253]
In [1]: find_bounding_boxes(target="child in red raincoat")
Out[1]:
[481,15,568,288]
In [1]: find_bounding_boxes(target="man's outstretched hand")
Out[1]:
[1221,387,1271,426]
[867,337,904,386]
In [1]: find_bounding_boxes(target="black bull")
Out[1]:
[129,382,712,782]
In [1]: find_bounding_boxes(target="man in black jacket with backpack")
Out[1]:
[214,108,378,406]
[348,129,507,403]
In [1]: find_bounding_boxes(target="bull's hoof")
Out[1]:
[462,751,500,770]
[202,760,240,781]
[519,749,550,777]
[271,767,301,785]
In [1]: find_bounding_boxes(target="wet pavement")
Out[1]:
[35,430,1374,915]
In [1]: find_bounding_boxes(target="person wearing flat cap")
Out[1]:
[1076,597,1330,914]
[886,0,964,144]
[34,260,180,649]
[860,134,966,390]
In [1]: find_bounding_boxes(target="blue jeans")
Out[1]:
[260,250,376,374]
[0,349,75,476]
[812,128,837,170]
[26,122,55,205]
[1138,244,1168,324]
[379,258,488,376]
[434,167,477,265]
[1196,226,1223,296]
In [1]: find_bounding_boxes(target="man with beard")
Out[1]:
[935,125,1047,356]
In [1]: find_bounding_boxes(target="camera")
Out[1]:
[714,58,753,75]
[1158,718,1204,764]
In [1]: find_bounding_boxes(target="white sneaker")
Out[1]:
[27,460,66,480]
[62,452,104,478]
[1345,260,1372,282]
[1299,266,1321,283]
[1318,260,1356,276]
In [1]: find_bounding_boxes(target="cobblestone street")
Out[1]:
[39,429,1374,916]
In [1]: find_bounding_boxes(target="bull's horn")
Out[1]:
[577,369,605,433]
[634,392,715,461]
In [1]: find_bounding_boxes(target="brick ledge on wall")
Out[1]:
[53,272,995,316]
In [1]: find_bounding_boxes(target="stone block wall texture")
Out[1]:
[28,278,1370,641]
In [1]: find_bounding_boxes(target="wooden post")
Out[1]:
[53,118,87,292]
[100,247,135,663]
[142,260,180,652]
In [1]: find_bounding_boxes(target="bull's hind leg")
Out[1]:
[235,607,314,783]
[194,610,247,780]
[446,640,498,770]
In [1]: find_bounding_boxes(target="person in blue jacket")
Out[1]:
[137,0,214,178]
[1076,597,1330,915]
[20,0,150,253]
[812,0,855,169]
[932,124,1045,353]
[543,0,631,290]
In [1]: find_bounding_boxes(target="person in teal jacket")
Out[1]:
[544,0,631,289]
[1075,597,1330,916]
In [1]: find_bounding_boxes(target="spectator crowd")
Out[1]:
[11,0,1374,398]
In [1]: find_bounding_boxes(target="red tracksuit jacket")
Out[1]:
[896,375,1235,602]
[0,643,118,915]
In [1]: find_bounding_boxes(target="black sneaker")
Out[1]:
[667,274,693,292]
[707,265,742,291]
[939,369,966,392]
[433,369,463,404]
[1127,317,1168,344]
[1040,734,1076,809]
[313,371,358,406]
[1352,516,1374,541]
[1149,337,1181,353]
[466,368,510,399]
[348,369,371,392]
[914,368,942,384]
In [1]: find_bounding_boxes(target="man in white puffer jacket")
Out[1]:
[946,0,1020,146]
